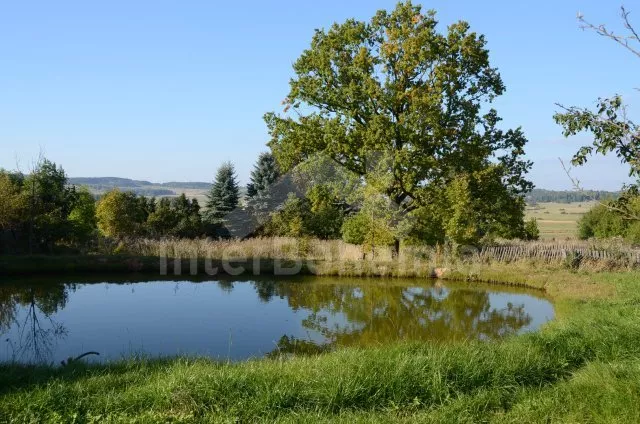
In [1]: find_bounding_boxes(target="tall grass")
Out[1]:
[3,236,637,279]
[114,237,478,279]
[119,237,640,274]
[126,237,394,261]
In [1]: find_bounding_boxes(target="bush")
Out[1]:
[305,185,345,239]
[341,213,369,245]
[626,221,640,245]
[523,218,540,241]
[262,194,311,238]
[578,201,638,241]
[68,187,98,246]
[96,190,150,238]
[563,250,584,270]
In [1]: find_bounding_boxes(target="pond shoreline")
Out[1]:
[0,254,550,292]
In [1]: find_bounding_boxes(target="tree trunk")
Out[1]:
[393,238,400,259]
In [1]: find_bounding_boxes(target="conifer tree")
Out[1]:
[205,162,239,225]
[246,152,280,199]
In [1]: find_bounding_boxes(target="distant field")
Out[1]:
[84,185,210,205]
[69,177,212,205]
[161,187,210,205]
[526,201,596,240]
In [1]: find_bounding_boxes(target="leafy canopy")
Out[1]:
[23,159,79,248]
[265,1,532,212]
[96,189,150,238]
[555,96,640,179]
[68,187,98,244]
[0,171,26,231]
[147,194,202,238]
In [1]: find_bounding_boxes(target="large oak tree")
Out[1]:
[265,2,532,221]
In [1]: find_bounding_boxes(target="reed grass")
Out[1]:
[121,236,640,273]
[3,236,638,281]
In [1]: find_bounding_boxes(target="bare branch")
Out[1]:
[622,6,640,43]
[559,157,640,221]
[578,6,640,59]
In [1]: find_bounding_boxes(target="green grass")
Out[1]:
[2,265,640,422]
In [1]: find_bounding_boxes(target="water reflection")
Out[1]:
[0,277,553,364]
[253,281,533,355]
[0,285,69,362]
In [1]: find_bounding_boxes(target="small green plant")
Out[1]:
[524,218,540,241]
[563,250,584,270]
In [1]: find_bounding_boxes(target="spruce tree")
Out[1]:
[205,162,239,225]
[246,152,279,199]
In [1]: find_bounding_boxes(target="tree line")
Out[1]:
[0,155,269,252]
[527,189,619,204]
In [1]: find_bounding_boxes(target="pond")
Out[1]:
[0,276,554,364]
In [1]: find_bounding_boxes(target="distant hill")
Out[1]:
[527,189,620,204]
[69,177,211,188]
[160,181,212,189]
[68,177,618,205]
[68,177,212,200]
[69,177,153,188]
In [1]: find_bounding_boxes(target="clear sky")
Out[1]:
[0,1,638,190]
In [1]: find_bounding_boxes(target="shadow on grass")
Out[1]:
[0,358,183,396]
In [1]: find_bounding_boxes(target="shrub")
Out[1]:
[341,212,369,245]
[563,250,584,270]
[625,221,640,245]
[96,190,150,238]
[578,203,625,240]
[523,218,540,241]
[262,194,311,238]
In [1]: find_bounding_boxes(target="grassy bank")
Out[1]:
[3,237,638,282]
[0,255,616,295]
[1,260,640,421]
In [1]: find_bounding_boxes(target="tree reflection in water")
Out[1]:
[0,284,69,363]
[0,278,541,363]
[253,279,533,353]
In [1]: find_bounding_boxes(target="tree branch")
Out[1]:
[578,6,640,59]
[559,157,640,221]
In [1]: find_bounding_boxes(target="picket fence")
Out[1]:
[479,244,640,264]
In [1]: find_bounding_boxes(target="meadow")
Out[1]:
[525,201,595,240]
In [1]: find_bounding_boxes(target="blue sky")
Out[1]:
[0,1,638,190]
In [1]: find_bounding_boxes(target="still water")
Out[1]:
[0,276,554,364]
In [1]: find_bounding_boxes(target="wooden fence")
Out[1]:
[479,244,640,264]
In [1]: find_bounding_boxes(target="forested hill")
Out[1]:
[526,189,619,204]
[68,177,212,197]
[69,177,153,187]
[68,178,618,204]
[69,177,211,189]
